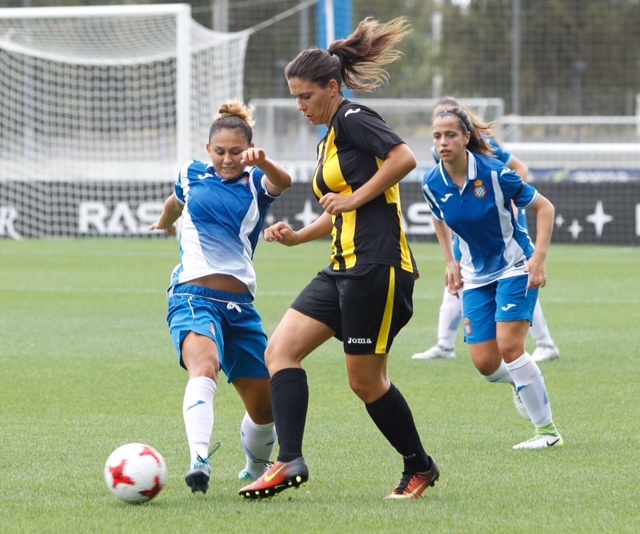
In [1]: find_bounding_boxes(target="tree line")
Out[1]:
[6,0,639,115]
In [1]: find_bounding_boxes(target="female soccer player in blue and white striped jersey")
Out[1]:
[413,97,560,363]
[149,100,291,493]
[422,105,563,450]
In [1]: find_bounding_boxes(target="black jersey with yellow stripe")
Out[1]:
[312,100,418,276]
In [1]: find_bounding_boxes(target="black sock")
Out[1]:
[365,383,431,473]
[271,368,309,462]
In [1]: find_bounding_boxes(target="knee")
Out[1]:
[248,405,274,426]
[471,352,502,376]
[348,377,386,404]
[188,364,217,381]
[182,334,220,380]
[496,338,525,362]
[185,353,219,381]
[264,343,277,365]
[265,339,300,375]
[264,343,281,372]
[475,360,499,376]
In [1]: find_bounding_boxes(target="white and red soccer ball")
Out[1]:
[104,443,167,503]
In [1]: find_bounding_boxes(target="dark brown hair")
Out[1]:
[434,106,494,157]
[284,16,411,94]
[433,96,503,148]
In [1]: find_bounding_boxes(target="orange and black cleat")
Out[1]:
[385,458,440,500]
[239,457,309,499]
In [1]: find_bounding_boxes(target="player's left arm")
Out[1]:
[507,155,529,218]
[524,193,555,289]
[242,147,292,195]
[508,155,529,182]
[264,211,332,246]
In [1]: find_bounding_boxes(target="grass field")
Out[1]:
[1,239,639,533]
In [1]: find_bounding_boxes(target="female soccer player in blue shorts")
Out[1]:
[149,100,291,493]
[422,105,563,450]
[413,97,560,363]
[239,16,439,501]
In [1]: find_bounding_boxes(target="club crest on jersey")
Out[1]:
[463,317,472,336]
[473,180,487,199]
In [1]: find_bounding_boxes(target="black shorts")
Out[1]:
[291,264,414,355]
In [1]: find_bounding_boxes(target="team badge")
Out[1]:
[473,179,487,199]
[463,317,472,336]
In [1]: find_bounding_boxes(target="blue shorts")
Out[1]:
[461,275,538,344]
[166,284,269,382]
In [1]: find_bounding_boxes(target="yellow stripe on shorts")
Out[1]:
[375,266,395,354]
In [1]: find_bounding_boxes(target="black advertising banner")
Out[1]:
[1,180,638,245]
[267,182,640,246]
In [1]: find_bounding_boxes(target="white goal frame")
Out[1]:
[0,4,249,181]
[0,3,191,175]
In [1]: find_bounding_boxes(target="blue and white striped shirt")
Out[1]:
[169,160,277,297]
[422,151,538,288]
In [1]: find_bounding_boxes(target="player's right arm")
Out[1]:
[432,217,463,297]
[148,193,183,236]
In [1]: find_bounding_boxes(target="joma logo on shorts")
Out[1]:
[348,337,372,344]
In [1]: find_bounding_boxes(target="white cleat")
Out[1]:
[511,386,531,420]
[531,344,560,362]
[513,433,564,450]
[412,345,456,360]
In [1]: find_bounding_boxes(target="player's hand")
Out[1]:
[148,221,176,236]
[241,147,266,166]
[525,255,547,289]
[319,192,355,215]
[264,221,299,246]
[445,261,463,298]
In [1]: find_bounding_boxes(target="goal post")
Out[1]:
[0,3,250,182]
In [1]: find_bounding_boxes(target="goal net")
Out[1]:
[0,4,250,181]
[0,4,249,237]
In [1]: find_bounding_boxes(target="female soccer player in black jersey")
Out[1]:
[239,17,439,501]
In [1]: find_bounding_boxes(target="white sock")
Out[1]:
[437,287,462,349]
[505,353,553,428]
[529,299,554,347]
[240,412,277,479]
[183,376,217,465]
[481,360,514,385]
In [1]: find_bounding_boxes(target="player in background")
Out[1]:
[413,97,560,363]
[423,105,563,449]
[239,16,439,500]
[149,100,292,493]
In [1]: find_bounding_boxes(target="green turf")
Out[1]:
[1,239,638,533]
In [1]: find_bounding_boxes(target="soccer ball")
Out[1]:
[104,443,167,503]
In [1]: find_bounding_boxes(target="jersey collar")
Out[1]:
[437,150,478,190]
[204,164,250,184]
